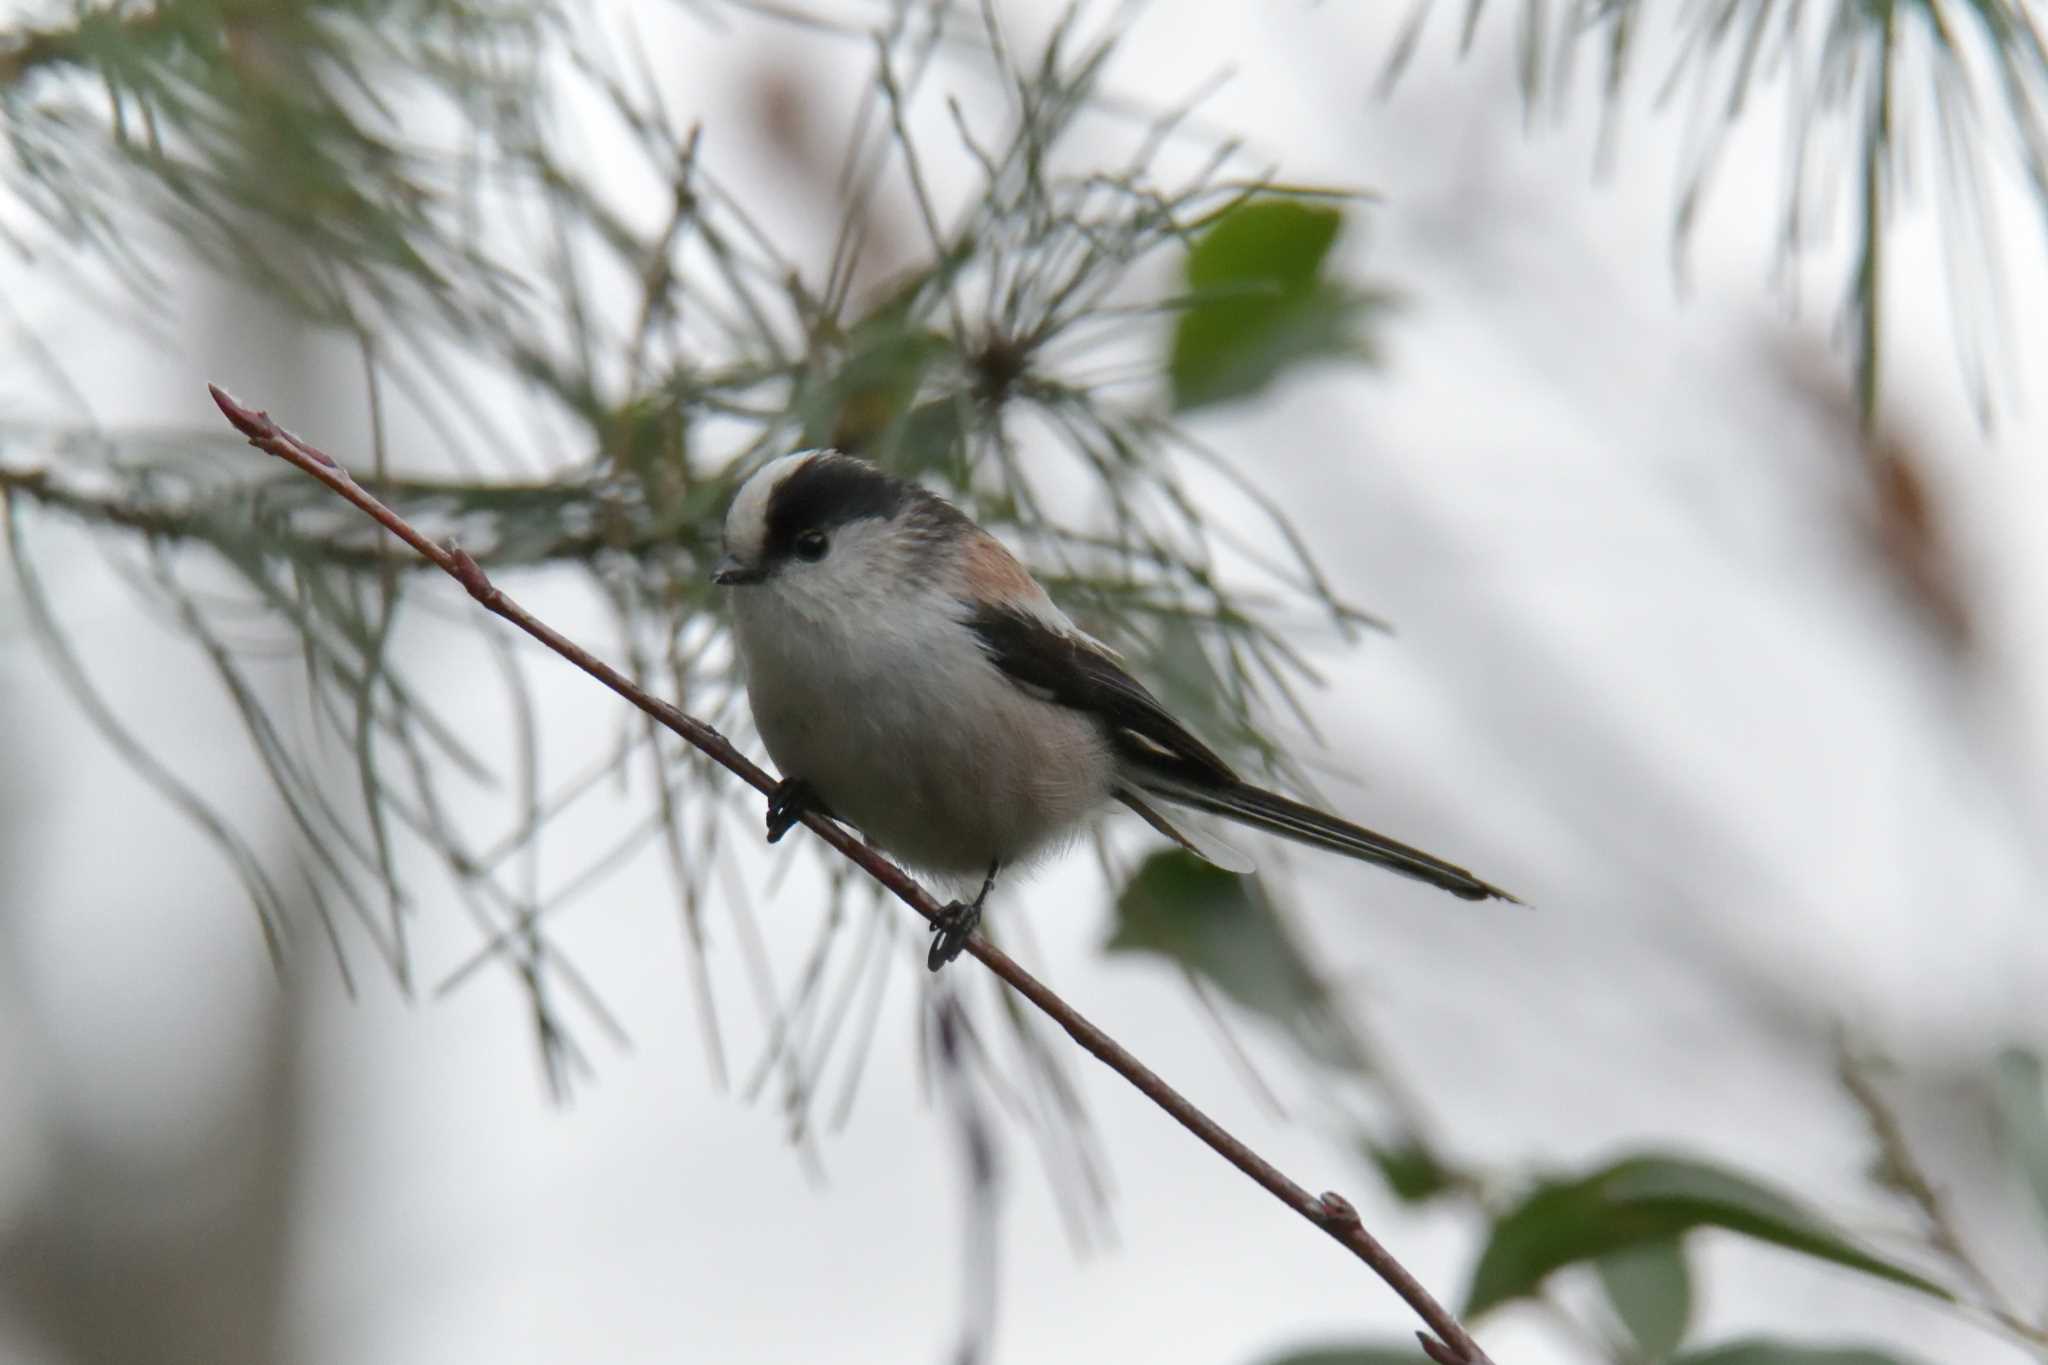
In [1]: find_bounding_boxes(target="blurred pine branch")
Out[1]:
[0,0,1384,1140]
[1392,0,2048,426]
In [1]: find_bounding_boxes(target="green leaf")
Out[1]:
[1106,850,1359,1071]
[1168,199,1374,411]
[1366,1137,1461,1206]
[1464,1153,1952,1317]
[1672,1340,1932,1365]
[1597,1237,1692,1362]
[1992,1047,2048,1235]
[1247,1345,1430,1365]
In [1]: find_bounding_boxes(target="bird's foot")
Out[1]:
[927,862,1000,973]
[926,899,982,972]
[765,778,827,844]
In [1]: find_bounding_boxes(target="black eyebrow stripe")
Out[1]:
[761,453,909,560]
[964,602,1237,783]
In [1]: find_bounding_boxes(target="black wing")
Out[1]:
[967,605,1518,901]
[963,603,1237,783]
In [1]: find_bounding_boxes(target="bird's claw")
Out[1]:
[766,777,824,844]
[926,900,981,972]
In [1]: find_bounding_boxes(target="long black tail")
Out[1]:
[1127,759,1519,903]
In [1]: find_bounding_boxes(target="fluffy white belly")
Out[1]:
[732,592,1115,876]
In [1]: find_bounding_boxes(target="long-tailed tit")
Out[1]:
[714,450,1516,969]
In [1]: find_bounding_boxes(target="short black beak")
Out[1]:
[712,554,765,586]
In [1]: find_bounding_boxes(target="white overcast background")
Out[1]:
[4,4,2047,1364]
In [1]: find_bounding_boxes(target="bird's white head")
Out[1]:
[713,449,971,615]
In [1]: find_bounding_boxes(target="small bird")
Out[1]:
[714,450,1516,970]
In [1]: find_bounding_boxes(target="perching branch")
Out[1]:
[206,383,1495,1365]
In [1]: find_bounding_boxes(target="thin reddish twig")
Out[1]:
[206,383,1495,1365]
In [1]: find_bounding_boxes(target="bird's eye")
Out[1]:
[793,529,829,561]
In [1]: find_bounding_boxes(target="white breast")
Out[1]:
[730,577,1116,880]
